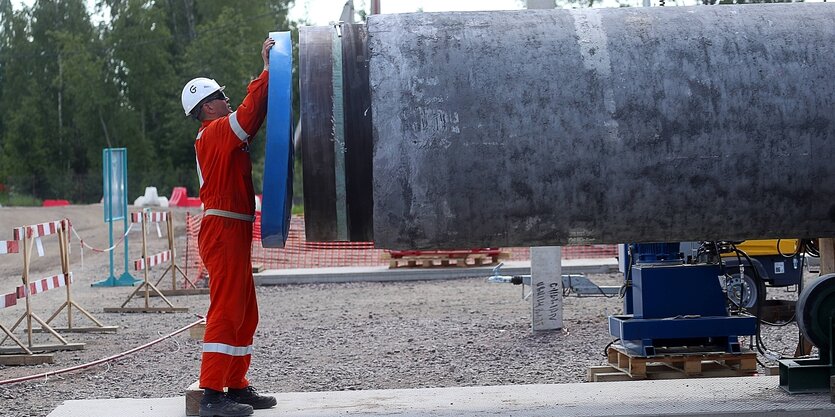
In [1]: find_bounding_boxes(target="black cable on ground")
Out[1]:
[603,339,618,357]
[760,315,796,327]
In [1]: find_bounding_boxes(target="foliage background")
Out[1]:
[0,0,299,204]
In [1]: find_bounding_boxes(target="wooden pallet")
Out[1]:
[185,379,229,416]
[386,252,509,269]
[186,380,202,416]
[588,345,758,382]
[33,325,118,333]
[103,307,188,313]
[0,353,54,366]
[189,322,206,340]
[0,343,85,354]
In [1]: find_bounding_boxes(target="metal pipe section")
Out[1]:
[299,24,373,242]
[302,4,835,249]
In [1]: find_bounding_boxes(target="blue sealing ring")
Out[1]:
[261,31,294,248]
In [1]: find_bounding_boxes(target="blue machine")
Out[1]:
[609,242,757,356]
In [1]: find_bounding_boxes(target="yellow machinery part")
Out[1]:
[725,239,801,257]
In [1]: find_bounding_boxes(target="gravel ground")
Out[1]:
[0,206,809,417]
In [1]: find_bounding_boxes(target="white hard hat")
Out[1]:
[181,77,225,116]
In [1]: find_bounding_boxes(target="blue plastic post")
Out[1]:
[260,31,294,248]
[93,148,139,287]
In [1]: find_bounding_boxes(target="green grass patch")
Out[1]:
[0,193,42,207]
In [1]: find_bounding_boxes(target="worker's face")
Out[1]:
[202,91,232,118]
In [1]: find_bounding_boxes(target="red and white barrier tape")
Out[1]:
[0,240,19,255]
[130,211,168,223]
[130,211,164,238]
[68,222,135,270]
[0,291,17,309]
[16,273,73,298]
[10,220,71,257]
[69,222,135,254]
[12,220,62,241]
[134,250,171,271]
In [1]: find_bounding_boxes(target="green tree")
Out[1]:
[52,29,115,200]
[0,0,298,203]
[0,0,99,200]
[0,0,13,186]
[106,0,181,198]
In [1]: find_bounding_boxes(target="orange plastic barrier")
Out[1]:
[182,214,616,279]
[169,187,202,208]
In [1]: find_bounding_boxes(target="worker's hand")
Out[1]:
[262,37,276,71]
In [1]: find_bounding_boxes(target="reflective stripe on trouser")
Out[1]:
[199,215,258,392]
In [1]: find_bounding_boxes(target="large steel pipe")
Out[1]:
[299,4,835,249]
[366,3,835,249]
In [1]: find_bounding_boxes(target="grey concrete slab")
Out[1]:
[368,4,835,249]
[48,376,835,417]
[254,259,617,285]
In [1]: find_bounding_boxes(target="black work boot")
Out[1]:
[227,386,278,410]
[200,389,253,417]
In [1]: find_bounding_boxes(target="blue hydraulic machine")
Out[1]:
[609,242,757,356]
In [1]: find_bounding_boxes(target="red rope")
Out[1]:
[0,318,205,386]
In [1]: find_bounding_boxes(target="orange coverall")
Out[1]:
[194,70,268,392]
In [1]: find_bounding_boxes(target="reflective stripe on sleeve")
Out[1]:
[228,111,249,141]
[195,155,204,187]
[203,342,253,356]
[195,130,205,187]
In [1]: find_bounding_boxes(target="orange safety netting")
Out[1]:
[183,212,617,280]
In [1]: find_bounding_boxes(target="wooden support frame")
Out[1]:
[40,219,117,333]
[0,222,84,355]
[0,317,44,363]
[104,211,188,313]
[0,240,51,364]
[0,353,54,366]
[152,212,208,297]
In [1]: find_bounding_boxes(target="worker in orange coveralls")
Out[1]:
[180,37,277,417]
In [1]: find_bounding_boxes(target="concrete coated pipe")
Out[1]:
[299,24,374,242]
[365,3,835,249]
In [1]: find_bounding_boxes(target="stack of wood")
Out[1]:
[588,344,758,382]
[384,249,509,269]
